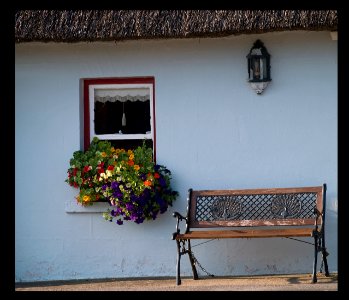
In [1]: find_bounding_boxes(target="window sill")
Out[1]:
[65,200,110,213]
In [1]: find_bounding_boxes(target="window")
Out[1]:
[82,77,156,158]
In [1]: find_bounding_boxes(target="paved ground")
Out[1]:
[15,273,338,291]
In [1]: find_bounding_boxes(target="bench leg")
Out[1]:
[312,234,318,283]
[321,234,330,277]
[321,252,330,277]
[187,240,198,280]
[175,240,182,285]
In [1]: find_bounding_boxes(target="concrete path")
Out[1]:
[15,273,337,291]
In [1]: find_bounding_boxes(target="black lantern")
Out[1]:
[247,39,271,94]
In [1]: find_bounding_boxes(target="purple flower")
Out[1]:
[111,181,119,190]
[135,217,145,224]
[126,203,134,211]
[116,219,123,225]
[113,191,123,198]
[158,177,166,187]
[130,194,139,202]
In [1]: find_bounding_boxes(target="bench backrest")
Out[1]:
[186,185,326,228]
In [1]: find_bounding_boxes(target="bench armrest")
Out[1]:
[172,211,188,240]
[173,211,187,220]
[314,207,324,231]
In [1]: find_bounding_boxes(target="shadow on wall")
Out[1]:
[324,198,337,272]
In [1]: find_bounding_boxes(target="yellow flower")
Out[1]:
[127,149,133,155]
[101,152,107,157]
[134,165,140,171]
[110,147,115,152]
[83,195,91,202]
[129,153,134,160]
[99,173,107,181]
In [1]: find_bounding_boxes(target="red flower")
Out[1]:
[154,172,160,179]
[72,167,78,176]
[107,165,114,171]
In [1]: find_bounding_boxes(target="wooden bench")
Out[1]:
[172,184,330,285]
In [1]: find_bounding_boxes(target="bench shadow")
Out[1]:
[287,273,338,284]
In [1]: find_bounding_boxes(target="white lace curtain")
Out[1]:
[95,88,150,103]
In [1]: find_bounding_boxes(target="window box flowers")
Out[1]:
[66,138,178,225]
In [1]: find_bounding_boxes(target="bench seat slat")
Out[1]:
[175,228,315,239]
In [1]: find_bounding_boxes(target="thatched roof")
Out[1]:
[15,10,337,43]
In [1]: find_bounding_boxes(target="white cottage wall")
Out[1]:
[15,31,337,282]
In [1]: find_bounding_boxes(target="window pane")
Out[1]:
[108,139,153,151]
[94,100,150,135]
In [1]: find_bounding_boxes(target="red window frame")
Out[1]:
[82,77,156,160]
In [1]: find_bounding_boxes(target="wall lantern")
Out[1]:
[247,39,271,94]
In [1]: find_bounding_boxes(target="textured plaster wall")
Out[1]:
[15,31,337,282]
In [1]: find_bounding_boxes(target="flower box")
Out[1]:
[66,138,178,225]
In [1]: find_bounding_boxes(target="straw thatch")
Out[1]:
[15,10,337,43]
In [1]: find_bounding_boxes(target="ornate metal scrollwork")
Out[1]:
[210,196,242,220]
[271,194,301,218]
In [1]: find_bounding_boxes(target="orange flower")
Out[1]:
[128,160,135,166]
[134,165,140,171]
[144,180,152,187]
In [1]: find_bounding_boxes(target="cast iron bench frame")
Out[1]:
[172,184,329,285]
